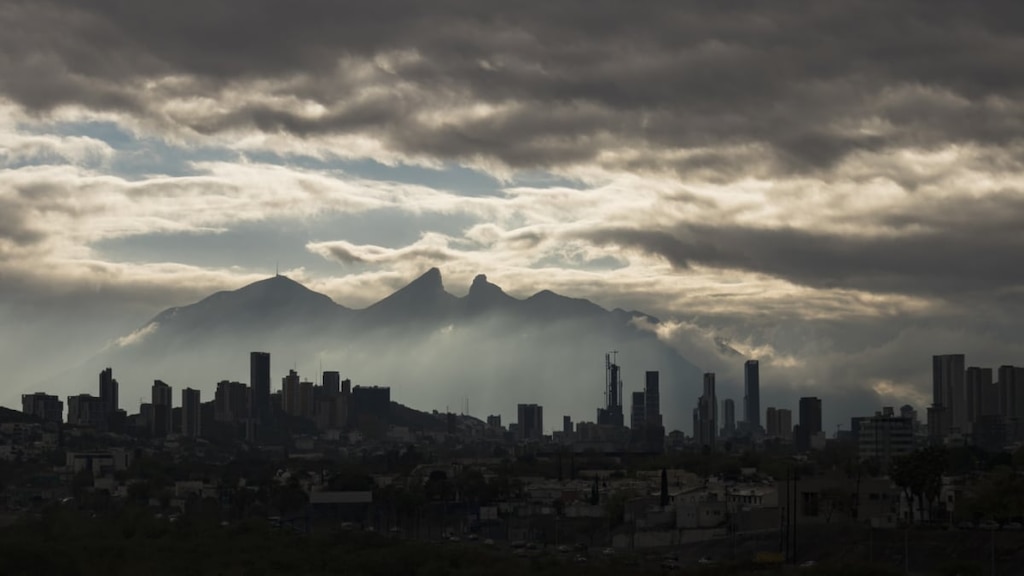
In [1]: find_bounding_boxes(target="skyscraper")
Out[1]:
[282,369,301,417]
[151,380,173,436]
[250,352,271,422]
[723,398,736,437]
[181,387,201,438]
[966,366,996,423]
[517,403,543,440]
[743,360,760,428]
[796,396,822,451]
[630,391,646,430]
[932,354,965,434]
[22,392,63,424]
[645,371,662,427]
[322,371,341,395]
[697,373,717,448]
[778,408,792,441]
[99,367,118,417]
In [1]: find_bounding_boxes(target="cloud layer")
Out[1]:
[1,1,1022,430]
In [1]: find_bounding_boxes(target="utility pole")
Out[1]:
[791,467,799,564]
[904,525,909,574]
[991,526,996,576]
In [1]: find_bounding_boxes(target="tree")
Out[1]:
[891,447,947,523]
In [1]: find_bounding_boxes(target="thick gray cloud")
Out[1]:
[580,199,1024,300]
[3,1,1024,172]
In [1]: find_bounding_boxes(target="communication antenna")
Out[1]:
[276,262,280,277]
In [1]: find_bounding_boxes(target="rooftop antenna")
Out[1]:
[276,261,280,277]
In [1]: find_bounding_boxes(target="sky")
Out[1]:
[2,1,1023,430]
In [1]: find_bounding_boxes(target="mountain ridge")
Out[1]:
[71,269,701,432]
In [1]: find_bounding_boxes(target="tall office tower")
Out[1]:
[250,352,271,422]
[341,378,352,396]
[67,394,105,427]
[597,354,625,427]
[645,371,662,427]
[965,367,996,423]
[697,373,717,448]
[299,380,314,419]
[181,388,201,438]
[743,360,760,428]
[98,367,118,416]
[766,407,778,437]
[778,409,793,441]
[151,380,173,436]
[22,392,63,424]
[796,397,822,451]
[486,415,502,429]
[1001,366,1024,441]
[282,369,301,417]
[932,354,966,434]
[563,415,573,434]
[516,403,544,440]
[214,380,249,423]
[723,399,736,437]
[630,391,646,430]
[322,371,341,396]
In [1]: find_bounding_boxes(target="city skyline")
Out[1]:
[7,271,1024,435]
[18,346,1024,452]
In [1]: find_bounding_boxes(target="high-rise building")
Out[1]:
[563,415,573,434]
[22,392,63,424]
[743,360,760,428]
[777,408,792,441]
[766,407,778,436]
[645,371,662,428]
[723,399,736,437]
[765,406,792,440]
[597,354,625,427]
[99,367,118,416]
[486,415,502,429]
[282,369,301,417]
[630,391,646,430]
[796,397,822,451]
[67,394,105,427]
[517,403,544,440]
[966,366,996,424]
[351,386,391,421]
[181,388,201,438]
[151,380,173,436]
[932,354,965,434]
[250,352,271,422]
[322,371,341,395]
[697,373,717,448]
[214,380,249,423]
[999,365,1024,441]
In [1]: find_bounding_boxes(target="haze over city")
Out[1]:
[3,1,1024,433]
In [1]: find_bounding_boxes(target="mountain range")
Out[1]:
[66,269,704,432]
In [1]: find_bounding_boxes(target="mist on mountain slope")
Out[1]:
[63,271,702,432]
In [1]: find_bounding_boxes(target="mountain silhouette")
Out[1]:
[360,267,458,324]
[75,269,701,431]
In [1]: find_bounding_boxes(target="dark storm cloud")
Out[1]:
[581,190,1024,299]
[3,1,1024,171]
